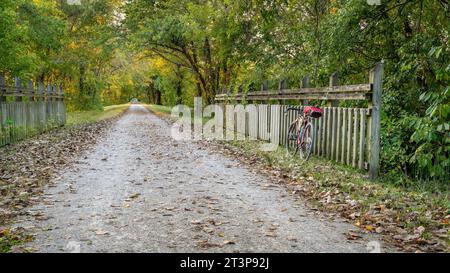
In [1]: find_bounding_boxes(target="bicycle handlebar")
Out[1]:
[284,106,304,114]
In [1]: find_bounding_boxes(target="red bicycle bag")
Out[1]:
[304,106,323,118]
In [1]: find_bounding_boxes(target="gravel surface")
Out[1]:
[17,105,385,253]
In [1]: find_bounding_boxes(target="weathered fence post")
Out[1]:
[258,80,268,105]
[279,79,287,92]
[38,82,45,101]
[53,84,58,102]
[46,84,52,101]
[328,72,339,107]
[261,80,268,91]
[0,76,5,102]
[368,61,383,180]
[59,85,63,101]
[27,80,34,101]
[301,76,309,105]
[14,77,21,102]
[238,84,243,94]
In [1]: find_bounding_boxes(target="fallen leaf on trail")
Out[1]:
[365,225,374,232]
[0,227,10,236]
[128,193,141,199]
[375,227,384,233]
[197,240,221,249]
[95,230,109,235]
[222,240,235,245]
[346,231,362,240]
[415,226,425,235]
[202,227,214,234]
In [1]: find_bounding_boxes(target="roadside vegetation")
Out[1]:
[67,104,130,126]
[219,140,449,252]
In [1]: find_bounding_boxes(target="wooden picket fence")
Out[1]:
[215,62,383,180]
[0,76,66,147]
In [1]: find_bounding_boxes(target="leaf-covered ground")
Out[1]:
[0,113,125,252]
[211,140,449,253]
[15,105,385,253]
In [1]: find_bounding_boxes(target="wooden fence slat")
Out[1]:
[327,107,331,158]
[321,108,326,156]
[321,108,326,157]
[280,105,287,145]
[352,108,359,168]
[341,108,347,164]
[270,105,280,146]
[335,108,341,161]
[346,108,353,165]
[317,110,322,155]
[331,107,337,160]
[359,109,366,169]
[312,118,317,155]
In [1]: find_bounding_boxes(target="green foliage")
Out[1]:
[0,0,448,183]
[66,104,129,126]
[0,0,34,76]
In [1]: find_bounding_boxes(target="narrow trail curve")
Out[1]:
[17,105,384,253]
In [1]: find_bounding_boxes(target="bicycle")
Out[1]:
[284,105,323,160]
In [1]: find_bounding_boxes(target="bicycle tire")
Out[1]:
[299,123,314,160]
[285,122,299,156]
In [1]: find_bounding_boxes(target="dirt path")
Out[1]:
[16,105,384,253]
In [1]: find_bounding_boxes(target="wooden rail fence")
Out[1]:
[0,76,66,147]
[215,62,383,180]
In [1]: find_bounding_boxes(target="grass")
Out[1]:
[143,104,172,116]
[0,228,32,253]
[66,103,131,126]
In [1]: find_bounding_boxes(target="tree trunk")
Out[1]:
[175,64,183,104]
[154,89,162,105]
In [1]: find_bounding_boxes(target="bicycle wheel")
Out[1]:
[299,123,314,160]
[285,123,299,156]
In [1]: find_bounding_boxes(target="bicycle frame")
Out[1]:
[290,113,312,145]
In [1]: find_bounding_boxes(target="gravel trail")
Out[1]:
[18,105,383,253]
